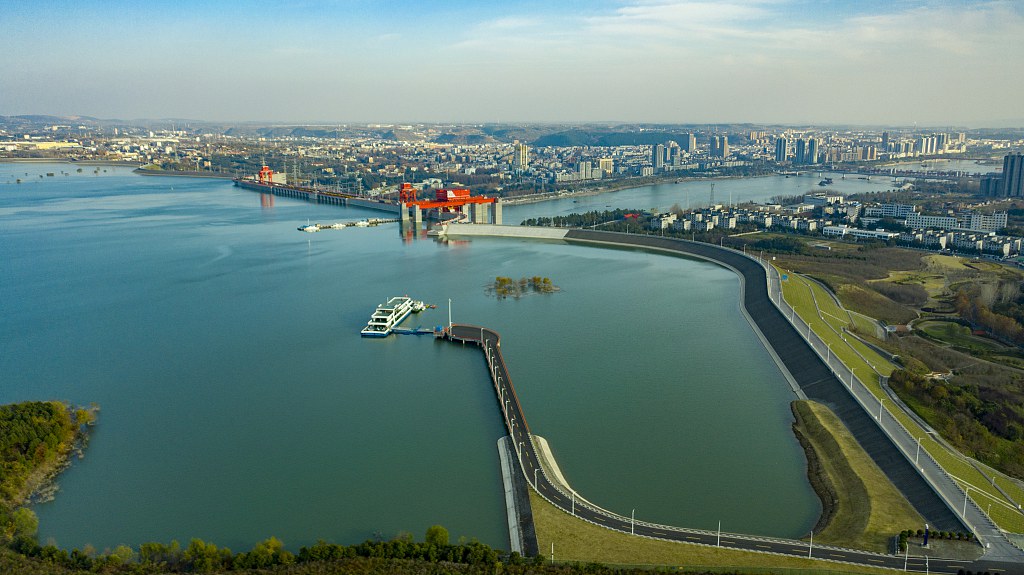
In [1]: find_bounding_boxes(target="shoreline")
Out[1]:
[0,157,142,167]
[13,403,97,509]
[133,168,235,179]
[790,401,839,535]
[501,172,776,206]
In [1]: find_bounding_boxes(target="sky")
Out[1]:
[3,0,1023,126]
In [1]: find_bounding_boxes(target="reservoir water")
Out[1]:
[1,164,826,552]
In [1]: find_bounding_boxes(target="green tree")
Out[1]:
[11,507,38,539]
[425,524,449,547]
[185,538,224,572]
[110,544,134,563]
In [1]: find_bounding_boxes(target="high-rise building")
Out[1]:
[513,142,529,169]
[652,144,665,170]
[881,131,890,150]
[917,135,938,156]
[806,138,818,164]
[578,161,592,180]
[683,133,697,152]
[981,175,1003,197]
[775,137,788,163]
[1003,153,1024,197]
[665,141,680,166]
[598,158,614,175]
[710,136,728,158]
[795,139,807,164]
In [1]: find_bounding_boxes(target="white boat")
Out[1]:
[330,222,346,229]
[361,296,415,337]
[353,220,370,227]
[299,219,319,233]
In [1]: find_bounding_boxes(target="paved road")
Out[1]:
[447,324,1021,573]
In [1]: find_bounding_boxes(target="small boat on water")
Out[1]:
[299,219,319,233]
[353,220,370,227]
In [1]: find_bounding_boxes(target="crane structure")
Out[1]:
[398,182,497,211]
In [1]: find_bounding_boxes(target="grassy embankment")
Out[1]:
[529,490,896,575]
[791,400,923,553]
[776,266,1024,533]
[527,398,920,569]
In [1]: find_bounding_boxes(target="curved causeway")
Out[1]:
[439,225,1024,573]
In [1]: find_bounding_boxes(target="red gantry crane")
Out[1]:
[398,182,497,213]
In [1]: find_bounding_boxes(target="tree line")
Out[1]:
[6,524,518,574]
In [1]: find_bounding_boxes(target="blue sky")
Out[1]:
[3,0,1022,125]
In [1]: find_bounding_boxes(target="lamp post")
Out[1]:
[631,509,635,535]
[963,487,970,516]
[534,467,538,489]
[878,398,886,422]
[808,530,813,558]
[916,437,923,465]
[717,521,721,547]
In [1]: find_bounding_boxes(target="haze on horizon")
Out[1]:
[4,0,1023,127]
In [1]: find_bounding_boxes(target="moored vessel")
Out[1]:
[361,296,415,337]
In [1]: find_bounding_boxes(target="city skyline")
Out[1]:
[3,0,1023,126]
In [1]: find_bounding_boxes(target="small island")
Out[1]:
[486,276,560,299]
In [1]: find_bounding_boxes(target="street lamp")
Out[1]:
[916,437,923,465]
[631,509,635,535]
[878,398,886,422]
[963,487,970,516]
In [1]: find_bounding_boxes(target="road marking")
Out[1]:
[651,530,667,536]
[756,545,770,549]
[868,559,883,563]
[829,554,844,558]
[685,536,700,541]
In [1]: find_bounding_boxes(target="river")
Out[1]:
[1,164,821,552]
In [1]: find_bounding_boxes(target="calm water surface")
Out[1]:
[0,164,817,552]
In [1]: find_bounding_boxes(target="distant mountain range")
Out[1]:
[2,115,1022,143]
